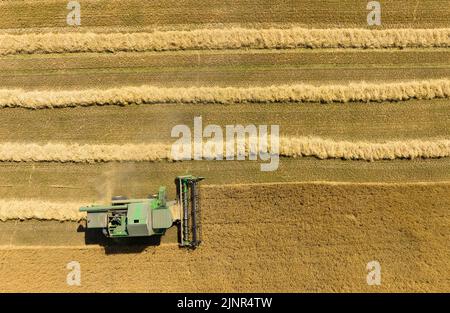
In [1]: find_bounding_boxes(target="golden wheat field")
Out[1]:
[0,0,449,293]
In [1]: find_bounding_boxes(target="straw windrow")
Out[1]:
[0,79,449,109]
[0,137,448,162]
[0,28,449,56]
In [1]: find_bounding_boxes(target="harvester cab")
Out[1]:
[79,175,204,248]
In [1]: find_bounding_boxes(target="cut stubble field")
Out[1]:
[0,49,449,89]
[0,99,449,144]
[0,0,449,31]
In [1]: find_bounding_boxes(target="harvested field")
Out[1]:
[0,182,449,292]
[0,100,448,144]
[1,49,449,89]
[0,0,449,293]
[0,0,448,31]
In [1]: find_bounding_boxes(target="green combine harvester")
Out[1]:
[79,175,204,248]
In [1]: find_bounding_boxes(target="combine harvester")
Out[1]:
[80,175,204,248]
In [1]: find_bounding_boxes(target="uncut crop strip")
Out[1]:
[0,28,449,56]
[0,137,449,162]
[0,79,449,108]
